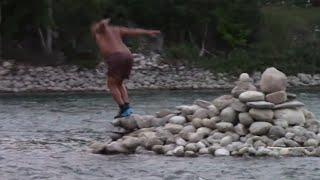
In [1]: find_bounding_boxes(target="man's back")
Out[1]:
[93,24,131,58]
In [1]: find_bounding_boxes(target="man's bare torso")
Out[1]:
[93,25,131,58]
[91,19,160,58]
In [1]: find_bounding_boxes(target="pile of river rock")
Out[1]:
[1,53,320,92]
[91,67,320,157]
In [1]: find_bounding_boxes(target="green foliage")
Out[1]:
[1,0,320,73]
[214,0,261,48]
[1,0,50,38]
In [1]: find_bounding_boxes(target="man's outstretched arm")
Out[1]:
[118,27,161,37]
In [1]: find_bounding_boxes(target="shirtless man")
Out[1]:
[91,19,161,118]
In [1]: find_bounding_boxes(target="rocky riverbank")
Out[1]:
[91,67,320,157]
[1,54,320,92]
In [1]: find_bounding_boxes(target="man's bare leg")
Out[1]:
[119,82,130,104]
[107,77,125,106]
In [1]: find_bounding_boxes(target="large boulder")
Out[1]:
[239,91,265,102]
[260,67,287,93]
[274,109,306,126]
[249,122,272,135]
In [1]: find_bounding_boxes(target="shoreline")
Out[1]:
[1,86,319,96]
[1,54,320,93]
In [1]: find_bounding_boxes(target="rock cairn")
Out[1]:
[91,67,320,157]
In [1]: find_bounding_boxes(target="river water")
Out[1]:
[0,90,319,180]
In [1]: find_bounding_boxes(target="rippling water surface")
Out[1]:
[0,90,319,180]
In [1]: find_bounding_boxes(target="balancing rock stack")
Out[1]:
[92,67,320,157]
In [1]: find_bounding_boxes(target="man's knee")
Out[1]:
[107,77,121,88]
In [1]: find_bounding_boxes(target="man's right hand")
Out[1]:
[147,30,161,37]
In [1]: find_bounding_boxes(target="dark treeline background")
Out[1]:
[1,0,320,74]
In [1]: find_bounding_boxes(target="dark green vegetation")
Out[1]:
[1,0,320,74]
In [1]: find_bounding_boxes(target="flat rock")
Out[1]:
[247,101,275,109]
[249,109,274,122]
[260,67,287,93]
[249,122,272,135]
[239,91,265,102]
[266,91,287,104]
[274,101,305,109]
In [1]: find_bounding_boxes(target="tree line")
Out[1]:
[1,0,320,73]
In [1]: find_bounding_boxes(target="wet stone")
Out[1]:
[274,101,305,109]
[239,91,265,102]
[247,101,275,109]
